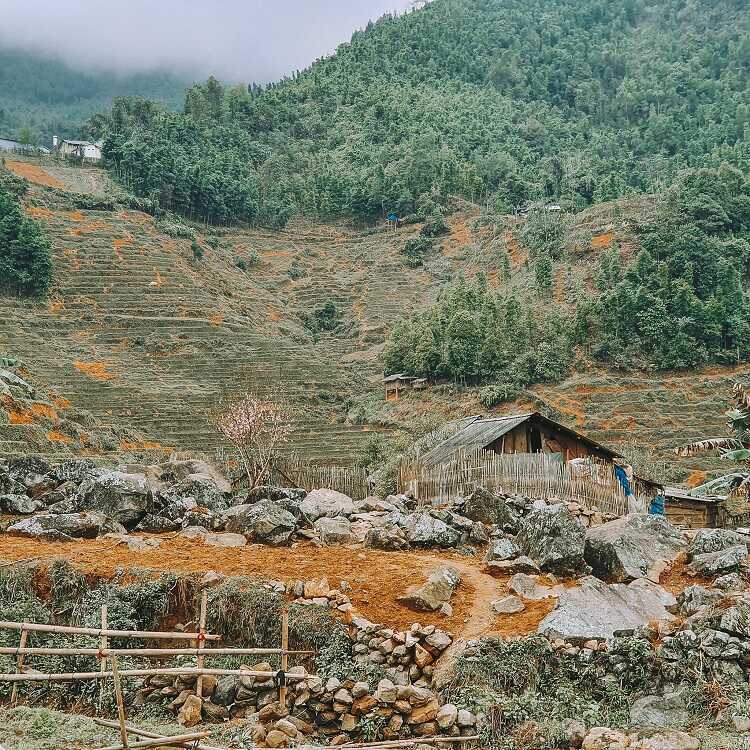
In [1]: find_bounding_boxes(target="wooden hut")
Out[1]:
[663,487,724,528]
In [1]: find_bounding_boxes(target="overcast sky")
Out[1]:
[0,0,417,82]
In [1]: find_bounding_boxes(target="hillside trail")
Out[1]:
[411,553,506,684]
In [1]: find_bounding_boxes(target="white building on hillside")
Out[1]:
[54,136,102,161]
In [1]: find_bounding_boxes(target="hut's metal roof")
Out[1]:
[420,412,622,468]
[664,486,725,503]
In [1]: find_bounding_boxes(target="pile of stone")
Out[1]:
[1,458,488,552]
[141,667,476,747]
[350,620,453,685]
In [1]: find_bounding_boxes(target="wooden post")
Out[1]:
[110,654,129,749]
[195,589,208,700]
[279,607,289,707]
[10,628,27,704]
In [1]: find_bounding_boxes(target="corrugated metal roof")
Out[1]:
[421,413,535,467]
[420,412,622,468]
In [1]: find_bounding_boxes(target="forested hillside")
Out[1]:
[0,46,187,146]
[95,0,750,226]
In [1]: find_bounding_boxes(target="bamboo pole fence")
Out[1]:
[0,667,316,682]
[398,449,633,516]
[95,720,225,750]
[0,621,221,641]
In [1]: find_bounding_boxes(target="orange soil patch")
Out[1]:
[47,430,72,443]
[30,403,57,420]
[210,313,224,326]
[74,361,114,381]
[0,535,491,634]
[591,232,614,249]
[685,471,707,488]
[119,440,166,451]
[492,598,557,637]
[659,555,710,596]
[113,236,133,261]
[448,220,471,248]
[153,269,164,287]
[71,220,107,236]
[5,160,66,189]
[52,396,71,409]
[25,206,54,220]
[8,410,33,425]
[48,298,65,313]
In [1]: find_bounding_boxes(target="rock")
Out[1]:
[687,545,747,576]
[406,513,461,548]
[491,595,525,614]
[171,475,228,513]
[409,698,440,724]
[203,701,229,722]
[136,514,182,533]
[265,729,289,748]
[714,572,746,591]
[76,470,150,528]
[225,500,296,545]
[457,709,476,727]
[585,514,685,583]
[508,573,555,601]
[630,692,690,728]
[460,487,521,531]
[352,681,369,698]
[314,516,353,545]
[717,594,750,637]
[687,528,748,559]
[8,511,125,540]
[562,719,587,749]
[677,585,724,616]
[517,503,588,576]
[364,525,410,551]
[632,730,699,750]
[437,703,458,729]
[538,576,676,640]
[0,494,44,515]
[732,715,750,732]
[397,566,461,611]
[304,578,331,598]
[425,630,452,650]
[352,694,378,715]
[485,537,521,562]
[486,556,541,575]
[177,694,203,727]
[212,676,237,706]
[275,719,298,737]
[376,679,398,704]
[204,532,247,547]
[582,727,629,750]
[300,489,354,521]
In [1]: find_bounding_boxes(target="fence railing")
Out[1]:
[398,450,633,516]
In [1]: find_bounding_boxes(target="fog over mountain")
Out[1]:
[0,0,416,82]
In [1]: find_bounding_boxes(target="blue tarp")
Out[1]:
[614,464,631,496]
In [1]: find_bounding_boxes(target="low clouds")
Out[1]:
[0,1,416,82]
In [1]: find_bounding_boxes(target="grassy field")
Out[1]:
[0,156,740,477]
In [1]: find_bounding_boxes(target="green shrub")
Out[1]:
[191,240,203,261]
[420,210,450,238]
[235,257,248,272]
[0,171,53,297]
[402,236,434,267]
[479,382,519,407]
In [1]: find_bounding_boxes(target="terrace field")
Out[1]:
[0,156,741,479]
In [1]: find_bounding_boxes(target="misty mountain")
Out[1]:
[0,46,188,145]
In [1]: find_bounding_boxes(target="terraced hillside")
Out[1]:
[0,157,743,478]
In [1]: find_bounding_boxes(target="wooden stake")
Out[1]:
[279,607,289,706]
[0,620,220,641]
[94,719,224,750]
[100,606,108,676]
[110,654,129,749]
[195,589,208,700]
[10,628,27,705]
[97,731,211,750]
[0,646,315,658]
[0,667,315,682]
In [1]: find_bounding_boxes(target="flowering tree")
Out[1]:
[212,393,291,489]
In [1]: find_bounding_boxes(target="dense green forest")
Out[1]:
[93,0,750,226]
[0,166,52,297]
[0,47,187,146]
[384,165,750,377]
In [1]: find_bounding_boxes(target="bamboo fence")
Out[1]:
[269,454,369,500]
[398,450,633,516]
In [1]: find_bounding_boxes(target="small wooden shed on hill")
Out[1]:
[421,412,621,466]
[663,487,724,528]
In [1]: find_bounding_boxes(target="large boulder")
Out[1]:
[405,512,461,548]
[364,525,410,551]
[299,489,354,521]
[460,487,521,532]
[630,693,690,728]
[313,516,353,545]
[687,528,748,559]
[538,576,676,640]
[485,537,521,563]
[169,476,228,514]
[517,503,588,576]
[0,494,44,515]
[688,545,747,576]
[75,470,150,528]
[585,514,686,582]
[8,512,125,541]
[397,566,460,611]
[225,500,296,545]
